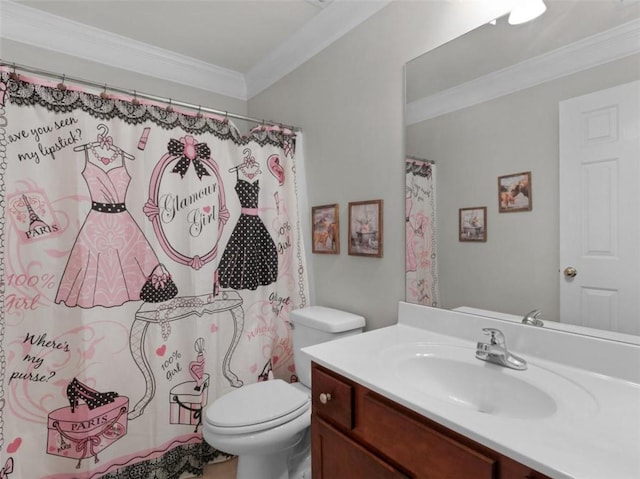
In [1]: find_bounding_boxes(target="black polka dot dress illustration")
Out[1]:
[218,178,278,290]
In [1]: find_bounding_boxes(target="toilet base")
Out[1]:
[287,428,311,479]
[288,451,312,479]
[233,428,311,479]
[237,450,289,479]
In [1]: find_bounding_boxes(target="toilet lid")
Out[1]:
[205,379,310,434]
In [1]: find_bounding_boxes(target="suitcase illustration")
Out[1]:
[47,396,129,469]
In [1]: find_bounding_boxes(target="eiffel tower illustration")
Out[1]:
[22,194,50,230]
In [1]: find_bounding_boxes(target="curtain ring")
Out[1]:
[132,90,140,106]
[196,105,203,118]
[57,74,67,91]
[261,119,266,131]
[100,84,109,99]
[166,98,173,113]
[223,111,229,124]
[9,63,19,81]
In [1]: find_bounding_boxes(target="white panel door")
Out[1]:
[559,80,640,335]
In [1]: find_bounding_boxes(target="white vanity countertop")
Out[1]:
[302,304,640,479]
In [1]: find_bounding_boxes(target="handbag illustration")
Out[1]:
[140,264,178,303]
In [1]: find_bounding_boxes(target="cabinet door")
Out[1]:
[312,417,408,479]
[359,391,496,479]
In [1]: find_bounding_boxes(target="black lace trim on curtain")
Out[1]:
[98,443,232,479]
[0,73,296,150]
[406,159,433,179]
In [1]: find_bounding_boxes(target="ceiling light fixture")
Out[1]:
[508,0,547,25]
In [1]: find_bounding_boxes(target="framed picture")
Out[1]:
[498,171,532,213]
[312,204,339,254]
[348,200,383,257]
[459,207,487,242]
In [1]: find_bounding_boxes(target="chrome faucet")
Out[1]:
[476,328,527,370]
[522,309,544,327]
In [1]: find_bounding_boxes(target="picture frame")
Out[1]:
[311,204,340,254]
[348,200,383,257]
[498,171,532,213]
[459,207,487,242]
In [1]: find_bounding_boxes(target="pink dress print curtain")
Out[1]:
[0,70,309,478]
[405,158,439,306]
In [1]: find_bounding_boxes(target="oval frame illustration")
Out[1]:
[144,148,229,270]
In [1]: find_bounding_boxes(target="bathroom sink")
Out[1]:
[380,343,597,420]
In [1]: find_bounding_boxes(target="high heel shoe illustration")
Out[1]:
[66,378,118,413]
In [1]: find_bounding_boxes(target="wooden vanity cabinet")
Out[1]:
[311,363,552,479]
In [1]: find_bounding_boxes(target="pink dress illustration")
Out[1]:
[56,154,160,308]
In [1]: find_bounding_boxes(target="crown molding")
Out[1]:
[0,1,248,99]
[406,18,640,126]
[0,0,391,101]
[245,0,392,98]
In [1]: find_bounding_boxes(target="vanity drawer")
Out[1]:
[358,391,497,479]
[312,364,354,430]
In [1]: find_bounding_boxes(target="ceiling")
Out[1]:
[1,0,392,99]
[406,0,640,103]
[14,0,326,73]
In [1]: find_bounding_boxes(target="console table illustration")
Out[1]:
[128,291,244,420]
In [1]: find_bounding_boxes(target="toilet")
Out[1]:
[203,306,365,479]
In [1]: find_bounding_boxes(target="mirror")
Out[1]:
[405,1,640,338]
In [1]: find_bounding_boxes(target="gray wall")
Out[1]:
[407,55,640,321]
[248,2,511,330]
[1,2,514,332]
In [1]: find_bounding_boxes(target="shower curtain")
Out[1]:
[405,158,439,306]
[0,71,309,478]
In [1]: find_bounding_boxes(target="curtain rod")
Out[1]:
[0,60,301,132]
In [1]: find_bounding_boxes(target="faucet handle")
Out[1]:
[522,309,544,326]
[482,328,506,346]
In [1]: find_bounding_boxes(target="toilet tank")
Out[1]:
[291,306,365,387]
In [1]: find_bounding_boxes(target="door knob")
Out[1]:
[319,393,332,404]
[563,266,577,278]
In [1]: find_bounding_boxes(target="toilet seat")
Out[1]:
[205,379,310,435]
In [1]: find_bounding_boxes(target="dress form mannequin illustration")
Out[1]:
[218,149,278,290]
[56,125,160,308]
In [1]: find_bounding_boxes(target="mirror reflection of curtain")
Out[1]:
[0,72,309,478]
[406,158,439,306]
